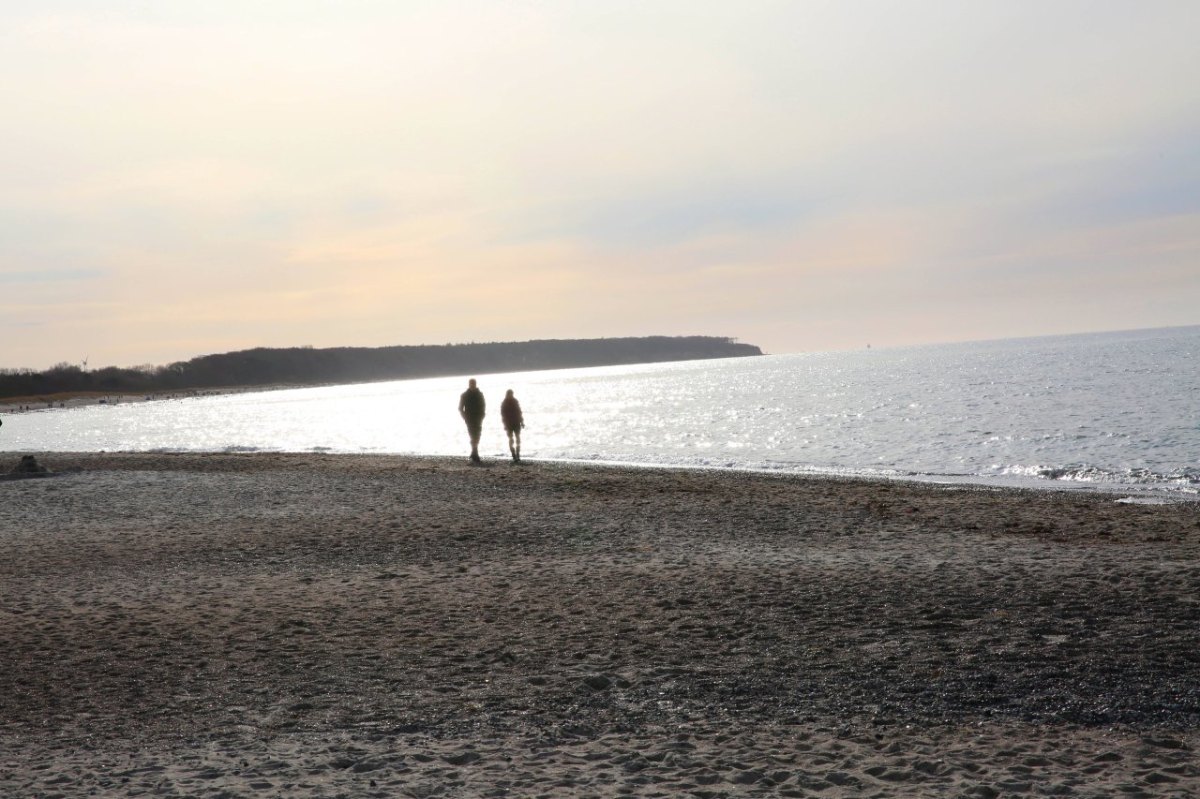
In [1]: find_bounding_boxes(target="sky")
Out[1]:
[2,1,1198,369]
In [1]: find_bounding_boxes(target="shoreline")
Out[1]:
[3,448,1196,503]
[526,455,1200,503]
[2,452,1198,796]
[0,383,301,414]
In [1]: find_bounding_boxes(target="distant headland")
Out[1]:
[0,336,762,403]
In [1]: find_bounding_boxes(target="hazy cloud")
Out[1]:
[1,1,1197,368]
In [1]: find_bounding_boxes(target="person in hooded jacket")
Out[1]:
[500,389,524,463]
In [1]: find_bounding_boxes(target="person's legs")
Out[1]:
[506,428,516,460]
[467,421,482,462]
[512,428,521,461]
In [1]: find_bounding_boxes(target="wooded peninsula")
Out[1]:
[0,336,762,402]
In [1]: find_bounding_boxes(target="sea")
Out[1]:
[3,325,1198,500]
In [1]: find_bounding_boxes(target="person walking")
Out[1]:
[458,378,486,463]
[500,389,524,463]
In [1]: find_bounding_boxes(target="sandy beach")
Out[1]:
[1,452,1198,797]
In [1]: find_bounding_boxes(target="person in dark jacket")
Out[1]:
[500,389,524,463]
[458,378,486,463]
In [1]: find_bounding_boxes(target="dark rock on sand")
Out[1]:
[4,454,53,479]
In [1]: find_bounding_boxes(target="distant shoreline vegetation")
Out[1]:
[0,336,762,402]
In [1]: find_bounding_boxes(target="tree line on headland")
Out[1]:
[0,336,762,401]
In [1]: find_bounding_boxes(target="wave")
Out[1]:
[996,463,1200,488]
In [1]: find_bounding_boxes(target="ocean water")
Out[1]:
[3,326,1198,497]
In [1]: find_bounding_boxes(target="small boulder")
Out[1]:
[12,455,50,476]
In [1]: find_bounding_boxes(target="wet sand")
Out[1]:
[2,452,1198,797]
